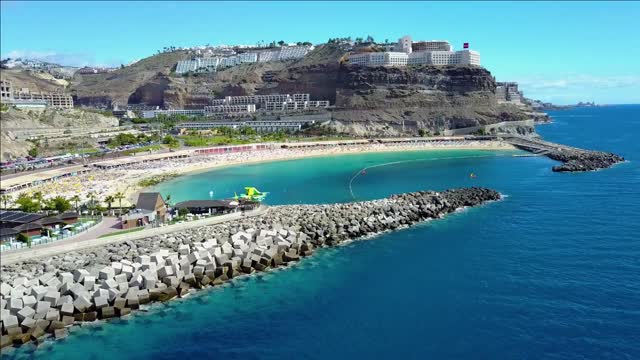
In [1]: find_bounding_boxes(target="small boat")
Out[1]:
[469,173,477,179]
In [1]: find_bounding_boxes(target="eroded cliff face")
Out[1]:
[330,65,535,135]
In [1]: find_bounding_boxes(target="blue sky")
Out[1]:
[1,1,639,104]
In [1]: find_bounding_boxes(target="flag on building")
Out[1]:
[463,43,469,49]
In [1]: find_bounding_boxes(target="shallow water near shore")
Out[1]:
[4,105,639,359]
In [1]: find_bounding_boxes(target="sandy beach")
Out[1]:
[7,140,516,207]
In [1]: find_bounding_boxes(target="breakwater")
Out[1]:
[0,187,499,349]
[546,150,624,172]
[504,135,625,172]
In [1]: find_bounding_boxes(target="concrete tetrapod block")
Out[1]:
[59,295,74,305]
[114,273,128,284]
[6,326,23,338]
[58,272,74,285]
[113,298,127,310]
[101,279,118,290]
[20,317,37,332]
[187,251,200,264]
[38,273,55,286]
[83,276,96,291]
[62,315,74,326]
[60,303,74,317]
[121,265,134,279]
[129,274,143,289]
[0,283,12,297]
[138,289,150,304]
[93,296,108,309]
[0,299,5,310]
[136,255,151,265]
[22,295,37,309]
[45,309,60,321]
[1,335,11,349]
[193,266,204,277]
[117,282,129,295]
[100,306,115,319]
[32,285,50,301]
[157,266,174,279]
[46,277,62,290]
[108,289,119,302]
[84,311,98,322]
[9,298,23,315]
[73,296,92,313]
[73,269,90,283]
[17,306,36,322]
[125,296,139,310]
[111,262,123,275]
[54,328,68,339]
[10,286,26,299]
[142,275,157,290]
[99,267,115,280]
[13,277,28,288]
[92,288,109,299]
[34,319,50,330]
[35,301,51,314]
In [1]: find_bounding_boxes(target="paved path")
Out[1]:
[0,206,269,265]
[71,216,121,242]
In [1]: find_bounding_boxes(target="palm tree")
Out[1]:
[104,195,115,216]
[32,191,44,209]
[114,192,125,215]
[87,191,97,216]
[71,195,81,213]
[0,194,11,209]
[165,194,172,207]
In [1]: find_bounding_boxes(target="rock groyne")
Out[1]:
[547,150,624,172]
[0,188,500,348]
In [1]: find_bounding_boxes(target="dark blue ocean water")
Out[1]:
[3,105,639,359]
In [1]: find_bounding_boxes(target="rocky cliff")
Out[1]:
[331,65,536,136]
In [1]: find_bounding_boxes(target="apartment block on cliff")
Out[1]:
[1,81,73,108]
[0,80,13,102]
[13,89,74,108]
[175,46,312,74]
[348,35,480,67]
[496,82,524,104]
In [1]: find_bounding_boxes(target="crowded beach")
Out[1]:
[0,137,515,208]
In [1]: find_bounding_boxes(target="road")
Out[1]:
[0,205,269,265]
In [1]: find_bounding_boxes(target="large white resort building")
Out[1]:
[176,45,312,74]
[141,93,329,119]
[349,35,480,67]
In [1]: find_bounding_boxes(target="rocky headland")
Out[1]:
[0,187,500,348]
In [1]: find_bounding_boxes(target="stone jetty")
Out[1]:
[504,135,624,172]
[0,188,500,348]
[546,150,624,172]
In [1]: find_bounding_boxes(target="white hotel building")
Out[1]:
[349,35,480,67]
[176,46,312,74]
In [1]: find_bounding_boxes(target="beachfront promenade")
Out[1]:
[0,205,268,265]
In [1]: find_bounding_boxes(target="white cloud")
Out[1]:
[514,74,640,104]
[518,74,640,90]
[2,49,120,67]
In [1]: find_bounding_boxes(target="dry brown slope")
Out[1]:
[0,69,66,93]
[70,51,191,106]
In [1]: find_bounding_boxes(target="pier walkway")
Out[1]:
[502,135,583,154]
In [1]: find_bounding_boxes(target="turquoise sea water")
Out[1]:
[3,105,639,359]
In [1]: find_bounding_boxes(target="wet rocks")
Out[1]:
[548,150,625,172]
